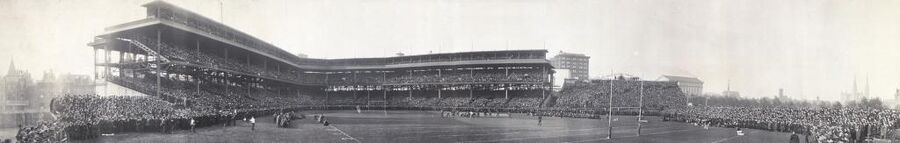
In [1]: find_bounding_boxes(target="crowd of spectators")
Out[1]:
[117,34,549,88]
[117,34,323,85]
[23,92,303,141]
[324,89,545,109]
[324,68,545,85]
[554,80,686,110]
[15,121,66,143]
[663,106,900,142]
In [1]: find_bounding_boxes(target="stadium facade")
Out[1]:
[87,1,555,110]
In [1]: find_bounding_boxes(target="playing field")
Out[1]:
[79,110,807,143]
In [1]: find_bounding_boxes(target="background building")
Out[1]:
[2,60,33,114]
[2,60,92,128]
[894,89,899,108]
[550,51,590,80]
[658,75,703,98]
[296,53,309,58]
[2,60,35,128]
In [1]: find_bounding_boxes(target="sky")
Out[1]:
[0,0,899,101]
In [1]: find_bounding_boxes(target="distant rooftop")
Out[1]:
[659,75,703,83]
[554,51,590,58]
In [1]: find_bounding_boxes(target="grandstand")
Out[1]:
[86,0,556,115]
[12,1,696,142]
[8,1,899,142]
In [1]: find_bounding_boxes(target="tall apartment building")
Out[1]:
[550,51,590,80]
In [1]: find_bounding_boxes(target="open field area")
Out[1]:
[78,110,806,143]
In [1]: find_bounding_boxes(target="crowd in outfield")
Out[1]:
[663,106,900,142]
[17,79,900,142]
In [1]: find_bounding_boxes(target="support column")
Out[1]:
[469,68,474,99]
[383,72,388,105]
[437,69,442,99]
[547,66,553,100]
[469,84,473,99]
[325,73,330,110]
[224,46,230,97]
[104,46,110,79]
[93,48,98,80]
[194,39,201,96]
[156,30,161,97]
[383,85,388,105]
[131,43,137,63]
[247,78,252,97]
[118,50,124,79]
[505,84,509,99]
[196,72,201,95]
[366,88,371,106]
[225,71,230,97]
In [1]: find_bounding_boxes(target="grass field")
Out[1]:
[79,110,807,143]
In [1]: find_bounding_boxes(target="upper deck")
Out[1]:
[95,1,551,71]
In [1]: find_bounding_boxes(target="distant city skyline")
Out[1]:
[1,0,899,101]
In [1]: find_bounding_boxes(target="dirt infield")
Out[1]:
[78,110,804,143]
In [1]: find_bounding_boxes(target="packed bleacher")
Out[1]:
[324,88,545,110]
[323,67,545,85]
[553,80,687,110]
[26,92,304,142]
[116,33,549,87]
[663,106,900,142]
[116,34,325,85]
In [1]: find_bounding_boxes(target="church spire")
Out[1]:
[726,79,730,91]
[865,74,870,97]
[7,58,15,75]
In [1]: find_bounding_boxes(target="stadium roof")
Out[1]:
[97,1,552,71]
[140,0,291,60]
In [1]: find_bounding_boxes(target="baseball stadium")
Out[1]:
[12,1,899,143]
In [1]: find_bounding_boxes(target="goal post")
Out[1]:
[606,80,646,139]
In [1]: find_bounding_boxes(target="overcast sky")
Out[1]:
[1,0,899,101]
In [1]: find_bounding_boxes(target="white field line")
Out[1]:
[711,130,755,143]
[329,125,362,143]
[460,125,686,143]
[563,128,700,143]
